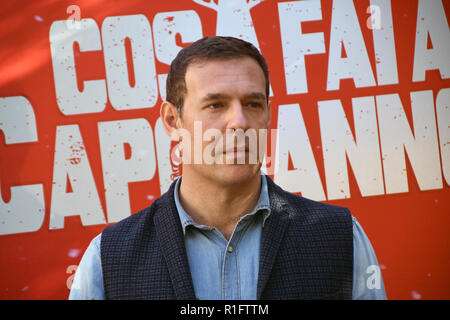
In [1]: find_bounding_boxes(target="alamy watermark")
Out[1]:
[66,5,81,30]
[169,121,278,171]
[366,265,382,290]
[367,5,381,30]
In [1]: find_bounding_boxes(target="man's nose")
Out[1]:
[226,102,249,131]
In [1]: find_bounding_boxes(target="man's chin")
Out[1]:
[184,162,262,186]
[213,164,262,185]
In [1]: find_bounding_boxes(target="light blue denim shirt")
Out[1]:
[69,175,387,300]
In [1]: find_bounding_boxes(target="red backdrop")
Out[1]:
[0,0,449,299]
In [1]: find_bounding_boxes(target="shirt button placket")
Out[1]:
[223,239,240,300]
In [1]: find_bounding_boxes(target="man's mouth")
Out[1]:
[223,146,249,155]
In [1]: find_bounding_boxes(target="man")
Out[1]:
[69,36,386,300]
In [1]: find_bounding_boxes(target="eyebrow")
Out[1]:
[244,92,267,101]
[200,92,267,103]
[200,93,231,102]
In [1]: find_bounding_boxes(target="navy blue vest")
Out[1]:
[100,176,353,299]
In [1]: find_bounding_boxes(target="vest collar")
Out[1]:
[154,174,290,300]
[154,180,197,300]
[257,175,290,299]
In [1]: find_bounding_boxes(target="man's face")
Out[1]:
[178,57,270,186]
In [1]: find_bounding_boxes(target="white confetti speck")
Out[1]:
[411,290,422,300]
[68,249,81,258]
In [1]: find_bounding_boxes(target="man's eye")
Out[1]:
[208,103,223,110]
[247,102,262,108]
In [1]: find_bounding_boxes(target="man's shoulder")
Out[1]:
[102,181,177,238]
[101,192,169,243]
[102,202,155,234]
[266,176,351,219]
[289,193,350,214]
[286,195,352,229]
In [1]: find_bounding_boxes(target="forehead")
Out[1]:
[184,57,266,97]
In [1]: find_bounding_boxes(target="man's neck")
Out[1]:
[178,169,262,240]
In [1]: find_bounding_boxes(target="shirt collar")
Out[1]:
[174,173,272,235]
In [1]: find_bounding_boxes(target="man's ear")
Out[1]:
[266,100,272,128]
[160,101,182,139]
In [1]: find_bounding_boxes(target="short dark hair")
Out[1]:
[166,36,270,115]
